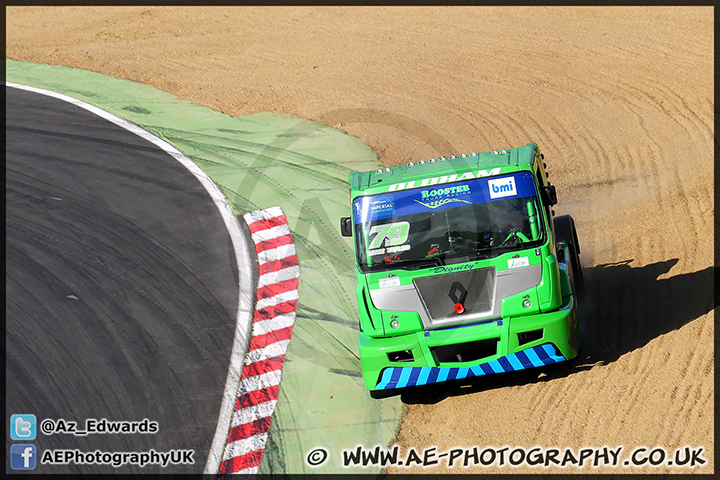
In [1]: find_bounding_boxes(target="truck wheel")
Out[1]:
[555,215,585,300]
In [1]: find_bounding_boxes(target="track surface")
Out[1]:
[6,6,715,474]
[4,68,398,475]
[5,87,239,474]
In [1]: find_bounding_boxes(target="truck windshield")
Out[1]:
[353,171,545,272]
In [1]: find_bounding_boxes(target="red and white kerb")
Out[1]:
[219,206,299,475]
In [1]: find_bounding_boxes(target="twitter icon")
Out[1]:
[11,414,37,440]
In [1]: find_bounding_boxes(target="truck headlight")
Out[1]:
[522,295,532,308]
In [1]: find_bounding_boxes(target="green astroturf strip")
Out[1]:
[6,59,402,474]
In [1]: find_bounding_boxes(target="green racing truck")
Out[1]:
[340,143,583,396]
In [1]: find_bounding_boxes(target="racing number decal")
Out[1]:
[368,221,410,249]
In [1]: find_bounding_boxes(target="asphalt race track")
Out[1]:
[5,86,240,474]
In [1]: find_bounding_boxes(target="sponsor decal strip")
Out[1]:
[355,171,537,224]
[375,343,565,390]
[219,207,299,476]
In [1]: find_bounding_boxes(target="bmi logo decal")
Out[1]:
[488,177,517,199]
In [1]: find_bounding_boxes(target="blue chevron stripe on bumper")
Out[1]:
[374,343,565,390]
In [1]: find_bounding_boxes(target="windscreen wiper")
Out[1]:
[396,257,445,270]
[365,256,445,271]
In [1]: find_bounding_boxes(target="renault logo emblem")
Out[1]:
[448,281,468,314]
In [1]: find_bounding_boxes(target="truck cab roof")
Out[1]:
[350,142,539,196]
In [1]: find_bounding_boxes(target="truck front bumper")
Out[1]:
[374,343,564,390]
[359,295,579,391]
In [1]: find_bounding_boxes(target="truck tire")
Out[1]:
[554,214,585,300]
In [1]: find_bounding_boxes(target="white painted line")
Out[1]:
[257,265,300,288]
[244,206,284,223]
[257,244,297,264]
[253,314,297,336]
[238,369,283,395]
[255,289,300,310]
[223,432,270,461]
[231,400,279,428]
[245,340,293,365]
[251,224,291,243]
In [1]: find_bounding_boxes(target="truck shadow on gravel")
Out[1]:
[574,258,715,369]
[400,258,716,404]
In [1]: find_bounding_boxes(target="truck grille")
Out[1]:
[431,338,499,363]
[413,267,496,326]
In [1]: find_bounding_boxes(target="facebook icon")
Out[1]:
[11,444,37,470]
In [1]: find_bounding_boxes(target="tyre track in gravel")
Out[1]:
[366,9,715,474]
[176,139,359,316]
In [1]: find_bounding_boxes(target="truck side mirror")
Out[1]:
[340,217,353,237]
[540,185,557,206]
